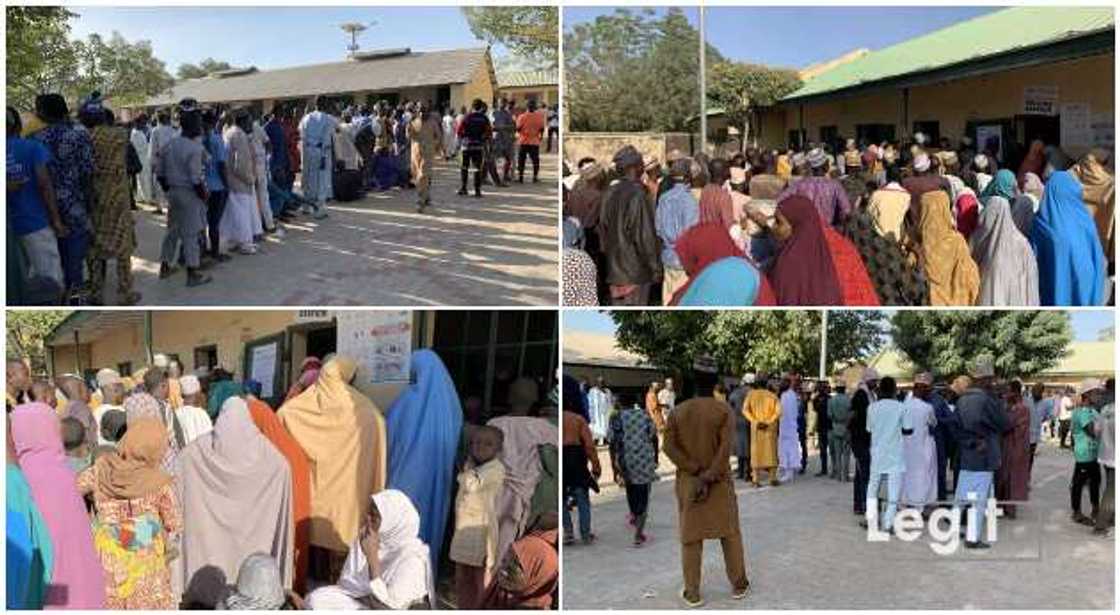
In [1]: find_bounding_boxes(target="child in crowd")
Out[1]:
[61,416,92,473]
[29,379,56,408]
[450,425,507,609]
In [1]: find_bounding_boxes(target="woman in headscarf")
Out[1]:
[284,357,322,403]
[1069,149,1115,264]
[10,403,106,608]
[914,191,980,305]
[562,217,598,306]
[768,195,880,306]
[697,177,735,230]
[306,490,433,610]
[1029,170,1108,306]
[216,553,294,610]
[842,197,930,306]
[979,168,1018,205]
[385,350,464,581]
[481,529,558,609]
[176,396,293,607]
[669,221,775,306]
[487,411,558,573]
[76,418,181,609]
[124,391,179,476]
[278,356,386,577]
[1011,196,1036,238]
[1020,172,1045,208]
[1018,139,1046,181]
[246,393,312,596]
[206,376,242,419]
[7,428,54,610]
[968,196,1040,306]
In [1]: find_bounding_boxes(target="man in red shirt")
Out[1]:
[515,99,545,183]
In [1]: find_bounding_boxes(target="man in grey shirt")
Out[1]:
[157,100,211,287]
[491,99,516,184]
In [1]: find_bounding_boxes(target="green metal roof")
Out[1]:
[784,6,1114,101]
[497,69,557,89]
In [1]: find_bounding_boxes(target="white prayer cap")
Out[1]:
[96,368,121,389]
[914,372,934,386]
[806,148,829,169]
[862,367,880,382]
[180,375,201,396]
[1078,377,1104,395]
[742,373,756,384]
[971,358,995,379]
[846,138,856,148]
[913,154,931,172]
[152,353,170,368]
[973,154,989,170]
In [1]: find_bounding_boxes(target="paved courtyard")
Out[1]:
[103,155,558,306]
[562,439,1114,610]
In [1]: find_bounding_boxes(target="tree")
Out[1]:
[177,57,232,80]
[462,6,558,67]
[890,311,1073,379]
[6,6,79,109]
[6,311,71,375]
[707,61,801,151]
[1098,325,1115,341]
[611,311,713,381]
[826,310,887,373]
[564,8,724,132]
[71,32,174,107]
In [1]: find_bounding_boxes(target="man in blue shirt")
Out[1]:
[7,106,66,296]
[201,110,231,263]
[1027,382,1053,481]
[655,159,699,305]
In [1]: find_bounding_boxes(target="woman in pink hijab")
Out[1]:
[10,402,106,608]
[284,357,322,403]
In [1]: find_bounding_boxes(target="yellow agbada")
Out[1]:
[277,356,387,553]
[916,191,980,306]
[743,388,781,469]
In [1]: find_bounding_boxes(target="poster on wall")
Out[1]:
[1023,85,1059,115]
[336,311,413,385]
[1060,103,1092,150]
[249,342,278,399]
[1091,112,1114,151]
[975,125,1003,162]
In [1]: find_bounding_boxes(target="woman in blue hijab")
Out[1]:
[386,350,464,578]
[7,453,53,609]
[1029,171,1107,305]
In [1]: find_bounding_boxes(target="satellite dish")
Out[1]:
[339,20,378,56]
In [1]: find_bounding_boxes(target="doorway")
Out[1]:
[1017,114,1061,148]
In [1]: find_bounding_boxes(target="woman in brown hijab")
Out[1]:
[914,191,980,305]
[76,418,182,609]
[1070,149,1115,264]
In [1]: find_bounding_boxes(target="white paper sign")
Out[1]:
[336,311,413,384]
[1023,85,1059,115]
[295,309,332,323]
[250,342,278,399]
[1060,103,1092,149]
[1091,112,1114,150]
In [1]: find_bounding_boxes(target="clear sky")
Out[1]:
[68,7,513,74]
[564,6,997,69]
[564,310,1114,342]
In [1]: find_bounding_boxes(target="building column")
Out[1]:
[901,88,910,140]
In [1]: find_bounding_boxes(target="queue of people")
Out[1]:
[5,350,559,610]
[562,136,1113,308]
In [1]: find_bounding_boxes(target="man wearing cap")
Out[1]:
[729,375,752,482]
[299,98,338,209]
[827,381,852,481]
[951,360,1008,548]
[776,147,850,227]
[900,373,938,511]
[599,145,661,305]
[864,376,911,532]
[655,158,700,305]
[1070,378,1105,526]
[93,368,126,446]
[777,375,803,482]
[744,373,780,487]
[181,371,217,442]
[901,152,952,211]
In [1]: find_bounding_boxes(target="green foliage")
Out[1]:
[890,311,1073,379]
[610,310,823,381]
[707,61,801,148]
[564,8,723,132]
[462,6,558,67]
[6,311,71,375]
[176,57,233,80]
[6,7,173,111]
[826,310,887,372]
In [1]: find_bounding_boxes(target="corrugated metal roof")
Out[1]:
[784,6,1114,100]
[139,47,491,107]
[498,69,557,89]
[47,311,148,346]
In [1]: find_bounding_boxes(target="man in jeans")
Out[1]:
[952,360,1009,549]
[562,375,600,545]
[1070,378,1104,526]
[864,376,910,532]
[514,99,544,183]
[7,106,66,294]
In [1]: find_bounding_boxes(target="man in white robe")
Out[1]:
[177,375,214,445]
[900,373,939,509]
[778,375,804,482]
[586,377,613,444]
[219,110,259,254]
[299,100,339,211]
[130,119,155,204]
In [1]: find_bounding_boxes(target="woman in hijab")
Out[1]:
[1021,172,1045,208]
[246,394,312,596]
[954,188,980,239]
[1018,139,1046,181]
[176,397,294,608]
[1011,197,1036,238]
[284,357,322,403]
[481,529,558,609]
[278,356,386,577]
[76,418,181,609]
[124,391,179,476]
[842,198,930,306]
[562,217,599,306]
[1029,170,1108,306]
[914,191,980,305]
[307,490,433,610]
[1069,149,1115,264]
[386,350,464,581]
[217,553,299,610]
[968,196,1040,306]
[669,221,775,306]
[769,195,880,306]
[979,168,1018,205]
[7,428,54,610]
[10,403,106,608]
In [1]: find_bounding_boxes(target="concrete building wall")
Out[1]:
[453,58,497,112]
[500,85,559,108]
[776,52,1114,157]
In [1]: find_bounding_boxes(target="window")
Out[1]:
[193,345,218,371]
[117,362,132,378]
[819,125,839,147]
[787,129,806,149]
[856,123,896,145]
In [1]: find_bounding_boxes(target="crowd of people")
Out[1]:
[562,134,1113,307]
[561,365,1114,605]
[5,350,559,610]
[7,91,555,306]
